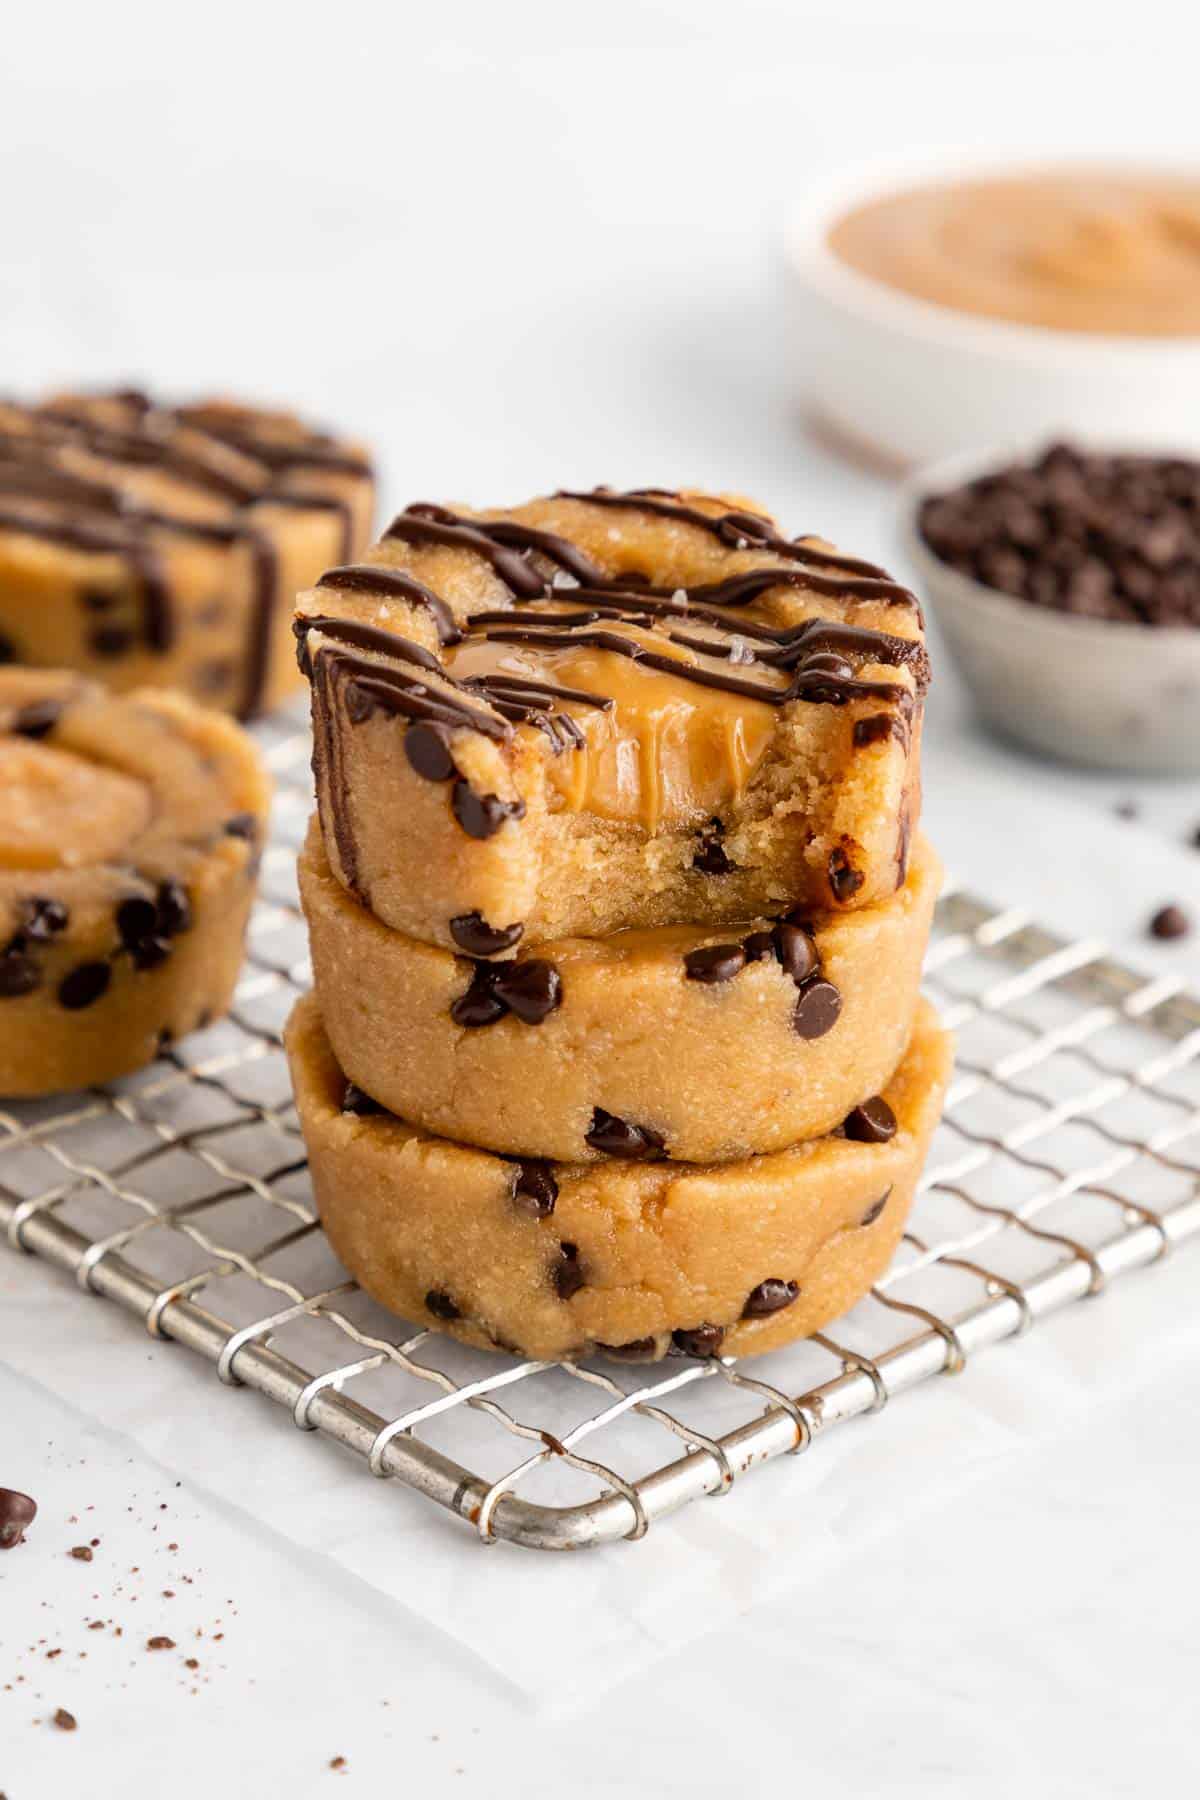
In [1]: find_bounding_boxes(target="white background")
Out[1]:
[3,2,1200,1794]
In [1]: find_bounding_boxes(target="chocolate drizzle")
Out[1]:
[314,565,461,645]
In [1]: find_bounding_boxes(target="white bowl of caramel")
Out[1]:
[900,440,1200,773]
[783,154,1200,468]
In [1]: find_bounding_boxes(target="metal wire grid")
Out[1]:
[2,706,1199,1551]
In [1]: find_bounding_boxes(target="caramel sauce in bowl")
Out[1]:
[782,153,1200,466]
[898,441,1200,773]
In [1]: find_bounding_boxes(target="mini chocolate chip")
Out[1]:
[597,1337,658,1361]
[828,848,865,903]
[0,632,16,663]
[450,965,507,1028]
[116,896,159,949]
[684,943,746,984]
[585,1108,665,1159]
[793,976,842,1039]
[11,698,61,739]
[854,713,898,749]
[843,1096,897,1143]
[671,1324,725,1358]
[693,822,734,875]
[0,1486,36,1550]
[156,880,192,936]
[511,1159,558,1217]
[342,1081,383,1116]
[1150,903,1190,940]
[743,1279,800,1318]
[224,812,258,841]
[0,951,40,998]
[58,962,111,1010]
[449,911,524,957]
[452,780,525,840]
[21,896,68,940]
[425,1290,461,1321]
[742,929,777,963]
[404,720,456,781]
[130,936,172,972]
[80,587,116,611]
[553,1242,585,1301]
[89,624,134,657]
[492,958,562,1024]
[774,919,817,984]
[344,680,374,725]
[860,1189,892,1227]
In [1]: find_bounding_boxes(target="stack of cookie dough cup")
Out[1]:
[286,487,952,1365]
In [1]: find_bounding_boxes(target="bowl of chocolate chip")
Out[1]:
[903,440,1200,772]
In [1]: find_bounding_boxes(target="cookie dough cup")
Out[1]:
[0,389,374,717]
[0,669,269,1095]
[300,817,940,1162]
[286,993,951,1363]
[296,487,926,951]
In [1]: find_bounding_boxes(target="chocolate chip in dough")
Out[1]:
[11,698,61,739]
[0,632,17,664]
[843,1096,898,1143]
[0,951,40,998]
[58,962,111,1010]
[1150,904,1190,940]
[449,965,507,1028]
[130,936,172,972]
[342,1081,383,1116]
[553,1242,585,1300]
[449,911,524,957]
[792,976,842,1039]
[860,1189,892,1227]
[510,1159,558,1217]
[693,821,735,875]
[742,929,777,964]
[224,812,259,842]
[585,1108,665,1160]
[404,721,456,781]
[116,896,160,950]
[828,848,865,903]
[0,1486,36,1549]
[773,918,817,984]
[491,958,562,1024]
[670,1324,726,1358]
[21,896,68,940]
[597,1337,658,1360]
[155,880,192,936]
[683,942,746,984]
[451,780,525,840]
[425,1290,461,1321]
[89,624,134,658]
[742,1279,800,1318]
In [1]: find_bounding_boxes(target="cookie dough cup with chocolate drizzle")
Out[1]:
[296,487,926,952]
[0,669,269,1095]
[0,389,374,718]
[299,817,940,1162]
[286,993,951,1363]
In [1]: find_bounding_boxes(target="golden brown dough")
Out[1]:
[300,816,940,1162]
[0,389,374,717]
[296,487,925,949]
[0,669,269,1095]
[286,992,952,1363]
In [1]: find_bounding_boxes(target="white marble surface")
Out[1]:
[3,3,1200,1793]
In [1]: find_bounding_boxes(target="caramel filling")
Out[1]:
[0,740,150,869]
[445,622,781,831]
[829,171,1200,337]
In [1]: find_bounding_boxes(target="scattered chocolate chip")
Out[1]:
[492,958,562,1024]
[1150,904,1191,940]
[585,1108,665,1159]
[692,822,735,875]
[854,713,899,749]
[11,697,61,739]
[147,1635,175,1651]
[224,812,259,841]
[597,1337,658,1360]
[451,780,525,840]
[89,624,134,657]
[342,1081,383,1116]
[53,1708,77,1731]
[742,929,776,963]
[425,1290,461,1321]
[553,1242,585,1300]
[743,1279,800,1318]
[449,965,508,1028]
[69,1545,93,1562]
[511,1159,558,1217]
[774,918,817,984]
[684,942,746,984]
[793,976,842,1039]
[80,587,117,611]
[196,659,235,695]
[0,632,15,663]
[860,1189,892,1227]
[828,848,865,903]
[58,962,111,1010]
[130,936,172,972]
[0,950,40,998]
[116,895,159,950]
[449,911,524,957]
[0,1487,36,1549]
[21,896,68,940]
[671,1324,725,1358]
[403,720,456,781]
[155,879,192,936]
[843,1096,898,1143]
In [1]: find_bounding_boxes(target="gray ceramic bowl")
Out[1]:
[900,446,1200,775]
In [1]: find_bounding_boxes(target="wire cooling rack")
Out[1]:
[2,706,1199,1551]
